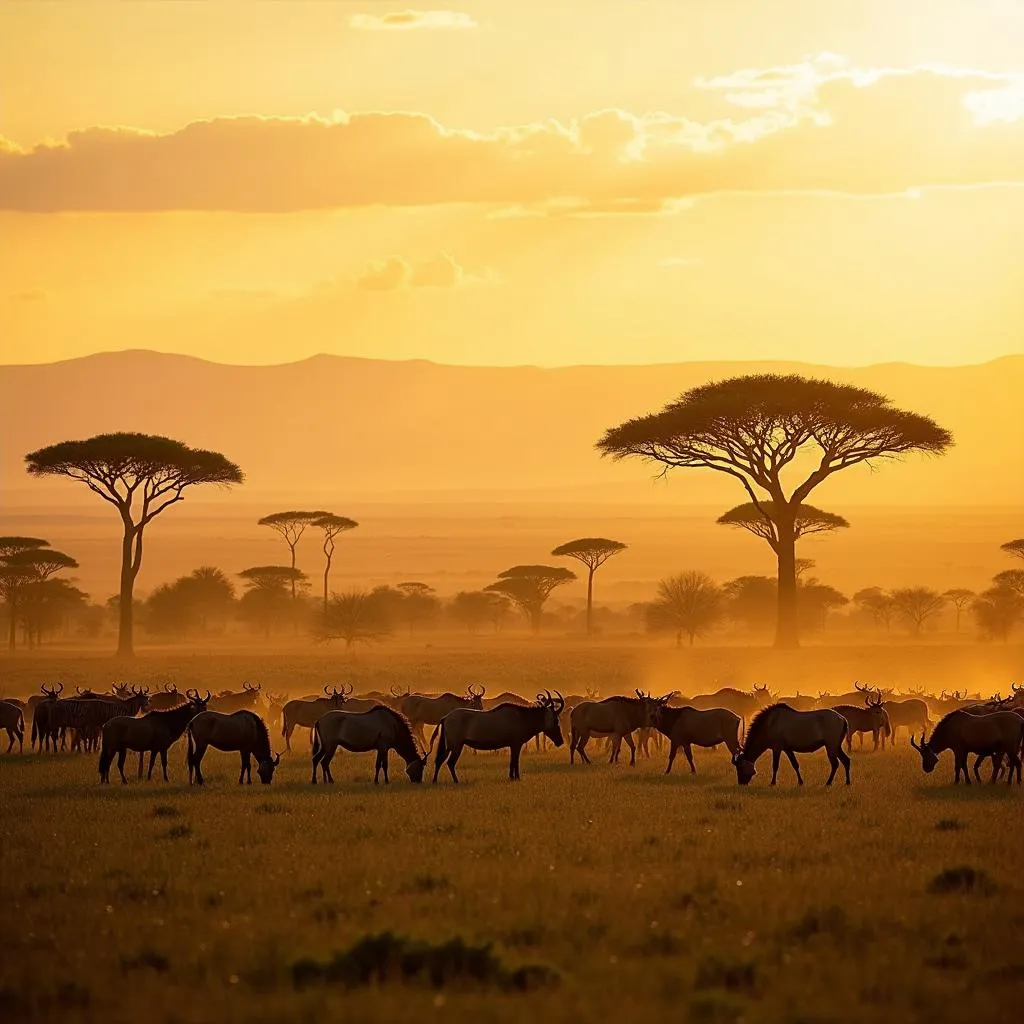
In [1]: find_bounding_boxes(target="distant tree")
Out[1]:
[396,582,441,636]
[972,584,1024,641]
[147,566,235,637]
[0,538,50,649]
[798,582,849,632]
[891,587,946,637]
[943,588,975,633]
[449,591,494,633]
[723,576,778,632]
[794,557,818,582]
[645,571,723,647]
[21,579,89,646]
[1000,539,1024,563]
[257,511,331,603]
[238,565,306,638]
[484,565,576,633]
[316,590,393,649]
[598,375,951,648]
[550,538,627,635]
[486,592,512,632]
[993,569,1024,599]
[1,546,78,649]
[25,433,242,656]
[853,587,897,631]
[311,514,358,613]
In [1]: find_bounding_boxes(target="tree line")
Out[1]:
[16,374,1019,655]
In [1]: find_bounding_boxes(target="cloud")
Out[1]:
[350,10,477,31]
[1,63,1021,212]
[356,252,474,290]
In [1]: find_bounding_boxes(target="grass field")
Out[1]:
[1,646,1022,1023]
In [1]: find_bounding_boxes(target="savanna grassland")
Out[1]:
[2,643,1023,1023]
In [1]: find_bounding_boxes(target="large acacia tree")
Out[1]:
[598,375,952,648]
[257,511,331,602]
[1001,539,1024,563]
[485,565,576,633]
[551,537,627,635]
[25,434,243,656]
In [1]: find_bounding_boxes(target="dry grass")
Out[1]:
[1,647,1022,1023]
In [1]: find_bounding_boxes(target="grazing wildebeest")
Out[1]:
[777,693,817,712]
[690,684,772,737]
[98,689,211,783]
[911,709,1023,785]
[147,683,185,712]
[48,687,150,754]
[732,704,851,787]
[569,691,667,766]
[208,681,263,714]
[310,705,427,784]
[650,705,741,775]
[399,684,485,746]
[968,706,1024,781]
[187,710,281,785]
[832,693,892,751]
[281,685,351,750]
[431,691,565,783]
[882,697,931,746]
[0,700,25,753]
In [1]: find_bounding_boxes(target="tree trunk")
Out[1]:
[530,605,542,633]
[774,516,799,649]
[586,568,595,635]
[117,523,137,657]
[322,554,331,615]
[7,600,16,651]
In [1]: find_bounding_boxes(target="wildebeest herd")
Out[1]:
[1,680,1022,788]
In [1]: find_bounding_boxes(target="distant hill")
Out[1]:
[2,350,1020,505]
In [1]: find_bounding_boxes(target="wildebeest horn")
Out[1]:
[76,686,85,695]
[390,684,404,697]
[471,684,485,697]
[204,690,212,702]
[185,688,197,700]
[273,753,281,766]
[635,688,644,699]
[909,734,922,751]
[324,685,332,696]
[854,681,870,693]
[343,683,354,696]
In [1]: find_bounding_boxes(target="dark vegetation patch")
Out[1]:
[120,949,170,974]
[293,884,324,902]
[152,804,180,818]
[501,924,548,949]
[927,866,996,895]
[254,801,287,815]
[160,823,192,840]
[694,956,758,995]
[787,905,848,942]
[631,928,686,957]
[934,818,964,832]
[115,881,166,904]
[400,873,450,894]
[290,932,560,992]
[689,992,747,1023]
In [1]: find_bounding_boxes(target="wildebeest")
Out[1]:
[98,689,211,783]
[431,691,565,783]
[0,700,25,753]
[911,710,1023,785]
[147,683,185,712]
[281,685,351,750]
[30,683,64,751]
[187,710,281,785]
[832,693,892,751]
[399,684,485,746]
[207,681,263,714]
[650,705,741,774]
[689,684,772,736]
[310,705,427,784]
[569,691,667,766]
[776,693,817,712]
[45,687,150,754]
[732,704,851,787]
[881,697,931,745]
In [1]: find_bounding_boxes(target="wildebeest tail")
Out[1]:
[428,723,442,753]
[98,737,114,780]
[432,723,448,768]
[185,726,195,780]
[311,722,323,762]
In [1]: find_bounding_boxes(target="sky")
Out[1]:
[2,0,1023,367]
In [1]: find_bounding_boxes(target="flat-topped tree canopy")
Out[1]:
[551,538,627,570]
[238,565,307,590]
[717,503,850,550]
[485,565,576,633]
[597,374,952,649]
[0,537,50,559]
[5,548,79,580]
[1001,539,1024,562]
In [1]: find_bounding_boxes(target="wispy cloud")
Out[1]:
[350,10,477,31]
[356,252,486,291]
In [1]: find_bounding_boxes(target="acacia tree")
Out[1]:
[973,585,1024,641]
[7,550,79,647]
[551,538,627,635]
[943,588,975,633]
[0,537,49,650]
[645,571,723,647]
[1000,539,1024,562]
[25,434,242,656]
[396,582,441,636]
[993,569,1024,599]
[311,514,359,613]
[853,587,897,631]
[257,511,331,603]
[484,565,576,633]
[238,565,306,638]
[598,375,952,648]
[891,587,946,637]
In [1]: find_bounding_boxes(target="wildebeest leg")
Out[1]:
[147,751,158,780]
[447,744,463,784]
[160,749,169,781]
[972,754,984,783]
[825,752,839,786]
[321,743,337,784]
[283,724,293,752]
[872,729,879,752]
[683,742,697,774]
[577,734,592,765]
[623,731,637,767]
[5,730,12,753]
[117,749,128,785]
[240,752,251,784]
[509,744,522,781]
[770,749,781,785]
[956,753,969,785]
[784,750,804,785]
[192,743,206,785]
[665,742,678,774]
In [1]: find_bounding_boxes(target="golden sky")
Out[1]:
[2,0,1022,366]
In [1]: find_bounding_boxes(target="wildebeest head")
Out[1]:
[324,683,352,705]
[41,682,64,700]
[635,689,672,727]
[909,734,939,773]
[732,750,757,785]
[466,683,486,709]
[164,682,180,696]
[406,754,429,783]
[256,752,282,784]
[752,683,772,706]
[536,690,565,747]
[185,688,211,711]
